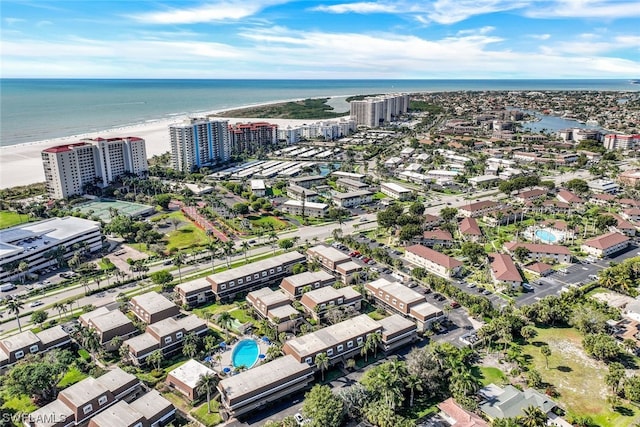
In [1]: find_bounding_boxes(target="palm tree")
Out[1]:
[241,241,250,264]
[6,299,24,332]
[266,344,283,361]
[217,312,233,341]
[206,240,219,273]
[519,405,548,427]
[405,374,423,407]
[196,372,220,414]
[147,349,164,371]
[53,302,65,320]
[173,252,185,283]
[541,344,551,369]
[314,352,330,381]
[223,241,234,267]
[366,331,383,359]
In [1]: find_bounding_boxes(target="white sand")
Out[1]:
[0,114,331,189]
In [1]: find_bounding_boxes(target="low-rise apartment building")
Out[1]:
[290,175,325,189]
[129,291,180,324]
[206,251,306,301]
[366,278,443,332]
[123,315,208,365]
[250,179,266,197]
[490,253,523,289]
[588,179,619,194]
[581,232,631,258]
[458,200,502,218]
[420,229,454,248]
[279,270,336,299]
[335,261,363,285]
[174,277,216,308]
[483,209,525,227]
[423,214,443,229]
[306,245,351,273]
[87,390,175,427]
[283,314,382,365]
[218,355,314,419]
[281,200,328,218]
[287,184,319,202]
[514,189,547,203]
[25,368,145,427]
[376,314,418,352]
[336,178,369,192]
[556,189,585,206]
[459,217,483,241]
[404,244,463,279]
[380,182,413,200]
[166,359,216,401]
[79,307,138,350]
[246,288,300,332]
[300,286,362,320]
[0,326,70,369]
[622,208,640,222]
[332,171,365,182]
[332,190,373,208]
[503,242,572,264]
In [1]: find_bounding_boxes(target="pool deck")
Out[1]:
[210,335,271,374]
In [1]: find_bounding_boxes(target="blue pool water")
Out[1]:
[535,229,557,243]
[231,339,259,368]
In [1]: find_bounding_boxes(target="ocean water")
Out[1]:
[1,79,638,147]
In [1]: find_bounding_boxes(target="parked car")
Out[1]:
[522,283,534,292]
[450,301,461,309]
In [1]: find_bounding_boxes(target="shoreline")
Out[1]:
[0,97,352,189]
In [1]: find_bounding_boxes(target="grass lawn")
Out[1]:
[166,223,209,251]
[128,242,155,255]
[367,310,388,321]
[193,303,237,319]
[523,326,640,427]
[0,210,28,229]
[58,367,88,388]
[248,214,290,231]
[229,308,253,324]
[191,400,223,426]
[0,392,37,414]
[472,366,507,387]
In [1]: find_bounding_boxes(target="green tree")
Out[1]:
[196,372,220,414]
[147,349,164,370]
[315,352,330,381]
[5,349,72,401]
[605,362,625,394]
[519,405,548,427]
[565,179,589,194]
[217,311,233,341]
[278,238,294,250]
[155,194,172,210]
[6,299,24,332]
[149,270,174,290]
[173,252,185,283]
[440,207,458,222]
[366,331,383,359]
[302,384,345,427]
[513,246,531,263]
[541,345,551,369]
[232,202,250,215]
[31,310,48,327]
[460,242,486,265]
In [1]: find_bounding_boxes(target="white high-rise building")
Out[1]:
[42,137,148,199]
[350,93,409,128]
[170,118,230,172]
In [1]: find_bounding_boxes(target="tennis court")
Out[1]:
[75,199,155,222]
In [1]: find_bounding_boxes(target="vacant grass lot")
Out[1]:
[191,400,223,426]
[0,210,27,229]
[524,326,640,427]
[165,212,209,251]
[472,366,508,387]
[248,214,290,231]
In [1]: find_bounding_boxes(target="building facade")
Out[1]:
[42,137,148,199]
[169,118,230,172]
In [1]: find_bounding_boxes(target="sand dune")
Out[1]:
[0,115,318,189]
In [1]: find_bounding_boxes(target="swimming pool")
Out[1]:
[535,229,558,243]
[231,339,259,368]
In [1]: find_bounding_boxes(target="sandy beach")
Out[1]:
[0,115,323,189]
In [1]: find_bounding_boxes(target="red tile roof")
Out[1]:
[459,200,499,212]
[423,229,453,241]
[516,189,547,199]
[503,242,571,255]
[459,217,482,235]
[438,397,488,427]
[42,142,91,153]
[524,262,554,274]
[406,244,463,269]
[490,253,523,283]
[583,232,630,249]
[424,214,442,223]
[557,189,584,204]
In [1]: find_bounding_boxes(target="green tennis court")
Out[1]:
[75,199,155,222]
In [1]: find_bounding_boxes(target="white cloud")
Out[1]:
[129,0,287,24]
[312,2,399,14]
[456,26,496,36]
[525,0,640,19]
[421,0,530,24]
[4,17,25,26]
[36,20,53,27]
[530,33,551,40]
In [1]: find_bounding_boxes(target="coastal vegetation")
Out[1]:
[211,98,346,120]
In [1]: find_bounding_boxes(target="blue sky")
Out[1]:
[1,0,639,78]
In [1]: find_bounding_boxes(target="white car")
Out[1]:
[30,300,44,308]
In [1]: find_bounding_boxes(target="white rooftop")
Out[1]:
[168,359,215,389]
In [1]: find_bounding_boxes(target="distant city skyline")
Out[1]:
[1,0,639,79]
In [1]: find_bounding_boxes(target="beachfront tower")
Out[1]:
[350,93,409,128]
[41,137,148,199]
[169,118,230,172]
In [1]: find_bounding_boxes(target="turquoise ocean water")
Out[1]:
[1,79,638,147]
